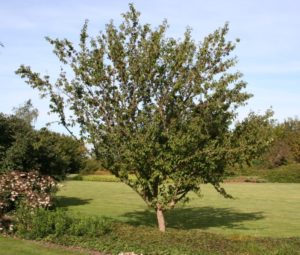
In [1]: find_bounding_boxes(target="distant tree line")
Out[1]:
[1,101,298,178]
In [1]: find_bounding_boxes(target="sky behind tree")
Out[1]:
[1,0,299,133]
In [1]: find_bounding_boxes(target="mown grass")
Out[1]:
[0,236,87,255]
[2,180,300,254]
[57,181,300,238]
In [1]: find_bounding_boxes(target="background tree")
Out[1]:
[0,101,39,171]
[0,112,87,179]
[16,5,272,231]
[264,118,300,167]
[34,128,87,178]
[12,99,39,126]
[232,110,275,165]
[283,119,300,163]
[0,113,35,172]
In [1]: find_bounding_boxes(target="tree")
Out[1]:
[264,118,300,167]
[232,110,274,165]
[16,5,272,231]
[34,128,87,178]
[12,99,39,126]
[282,118,300,162]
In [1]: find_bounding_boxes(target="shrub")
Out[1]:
[0,171,57,217]
[15,207,113,239]
[81,175,120,182]
[15,207,71,239]
[263,164,300,183]
[80,158,102,175]
[68,215,112,237]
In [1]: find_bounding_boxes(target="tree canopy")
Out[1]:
[12,99,39,126]
[16,4,272,231]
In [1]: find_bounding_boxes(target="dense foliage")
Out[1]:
[34,128,87,178]
[0,113,87,179]
[16,5,273,231]
[0,113,35,171]
[15,207,112,239]
[264,118,300,167]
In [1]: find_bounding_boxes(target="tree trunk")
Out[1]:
[156,207,166,232]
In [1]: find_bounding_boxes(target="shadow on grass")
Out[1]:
[55,196,93,207]
[122,207,264,230]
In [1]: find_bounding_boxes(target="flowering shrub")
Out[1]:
[0,171,57,217]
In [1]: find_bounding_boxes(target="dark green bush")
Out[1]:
[34,129,88,179]
[0,114,36,172]
[264,164,300,183]
[0,113,88,179]
[233,163,300,183]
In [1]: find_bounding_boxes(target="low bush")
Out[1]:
[68,215,112,237]
[81,175,120,182]
[68,174,138,182]
[67,174,120,182]
[235,163,300,183]
[79,159,102,175]
[15,207,113,239]
[263,164,300,183]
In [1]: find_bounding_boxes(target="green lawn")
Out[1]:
[57,181,300,238]
[2,181,300,254]
[0,236,88,255]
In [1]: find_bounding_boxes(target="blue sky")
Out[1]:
[1,0,300,133]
